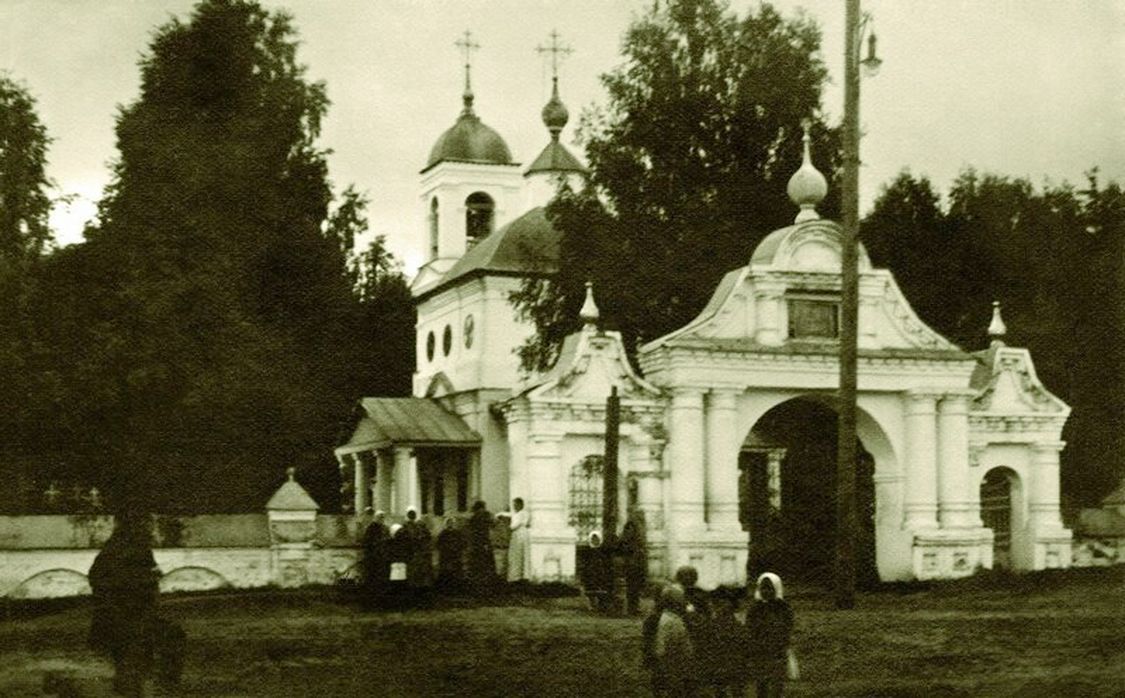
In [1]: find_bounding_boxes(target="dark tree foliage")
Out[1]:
[0,75,56,512]
[863,169,1125,507]
[511,0,840,370]
[19,0,414,513]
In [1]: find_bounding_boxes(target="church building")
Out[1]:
[336,38,1073,586]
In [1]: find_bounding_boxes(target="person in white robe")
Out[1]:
[506,497,532,582]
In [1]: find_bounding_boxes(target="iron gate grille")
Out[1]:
[568,455,604,541]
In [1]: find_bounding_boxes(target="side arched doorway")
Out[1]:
[739,397,878,588]
[980,467,1023,569]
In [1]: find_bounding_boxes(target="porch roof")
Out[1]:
[336,398,481,454]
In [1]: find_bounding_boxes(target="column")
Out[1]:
[353,452,370,514]
[1029,441,1065,530]
[669,389,706,531]
[392,447,414,514]
[903,391,939,529]
[937,393,974,528]
[336,454,354,513]
[705,390,740,527]
[374,450,393,513]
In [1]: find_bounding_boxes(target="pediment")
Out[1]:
[523,326,662,403]
[972,346,1069,414]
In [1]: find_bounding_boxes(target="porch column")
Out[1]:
[937,392,975,528]
[374,450,393,513]
[705,390,740,527]
[903,390,939,529]
[669,388,706,530]
[336,453,354,513]
[1029,441,1065,530]
[353,452,371,514]
[392,447,417,514]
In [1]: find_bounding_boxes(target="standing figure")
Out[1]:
[744,572,795,698]
[618,510,648,615]
[466,500,496,595]
[674,565,710,688]
[436,516,467,591]
[706,587,748,697]
[581,531,614,613]
[653,583,698,697]
[88,510,160,698]
[403,507,433,589]
[641,592,667,696]
[506,497,532,583]
[360,511,389,602]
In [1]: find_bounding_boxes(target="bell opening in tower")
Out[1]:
[465,191,494,247]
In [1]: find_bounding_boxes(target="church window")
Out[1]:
[465,192,494,246]
[426,331,436,362]
[463,314,475,349]
[428,197,440,260]
[442,324,452,356]
[787,293,839,339]
[568,455,604,542]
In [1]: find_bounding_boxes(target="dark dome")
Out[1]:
[425,112,513,170]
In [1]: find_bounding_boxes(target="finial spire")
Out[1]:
[988,300,1007,345]
[786,120,828,223]
[286,466,297,482]
[455,30,481,114]
[537,30,573,142]
[579,281,600,326]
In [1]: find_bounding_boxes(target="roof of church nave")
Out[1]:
[418,207,559,300]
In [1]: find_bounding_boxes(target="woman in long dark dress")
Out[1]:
[403,507,433,589]
[745,572,794,698]
[88,511,160,697]
[360,511,389,602]
[618,511,648,615]
[466,500,496,595]
[436,516,467,591]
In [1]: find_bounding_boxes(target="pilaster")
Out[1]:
[668,388,706,531]
[938,392,975,528]
[705,389,740,528]
[903,390,939,529]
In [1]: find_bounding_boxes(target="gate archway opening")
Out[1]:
[739,396,878,589]
[980,466,1021,569]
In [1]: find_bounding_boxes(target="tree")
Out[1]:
[512,0,840,370]
[60,0,383,512]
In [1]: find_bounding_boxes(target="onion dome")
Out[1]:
[424,58,513,171]
[786,124,828,223]
[541,78,570,140]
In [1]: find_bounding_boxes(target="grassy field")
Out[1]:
[3,567,1124,697]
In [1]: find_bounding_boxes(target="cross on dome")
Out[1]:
[537,30,574,141]
[455,30,481,114]
[537,29,573,79]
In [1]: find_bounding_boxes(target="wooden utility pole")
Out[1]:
[603,386,621,545]
[836,0,862,610]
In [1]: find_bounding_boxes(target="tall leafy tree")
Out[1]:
[63,0,398,511]
[512,0,840,370]
[0,75,55,512]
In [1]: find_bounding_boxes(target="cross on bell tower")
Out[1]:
[455,30,481,114]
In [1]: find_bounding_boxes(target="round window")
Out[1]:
[426,331,435,362]
[463,314,475,349]
[442,324,453,356]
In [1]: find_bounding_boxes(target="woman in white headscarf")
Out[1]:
[505,497,532,583]
[745,572,795,697]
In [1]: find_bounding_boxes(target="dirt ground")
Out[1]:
[3,567,1124,697]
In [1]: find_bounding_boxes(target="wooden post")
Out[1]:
[603,387,621,545]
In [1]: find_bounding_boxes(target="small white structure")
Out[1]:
[336,56,1072,586]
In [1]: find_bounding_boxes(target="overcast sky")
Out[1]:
[5,0,1124,272]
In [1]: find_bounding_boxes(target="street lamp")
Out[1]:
[836,0,880,611]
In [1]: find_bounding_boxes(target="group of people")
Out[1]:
[643,567,795,698]
[358,498,532,603]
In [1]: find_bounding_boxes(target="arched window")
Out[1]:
[465,191,494,246]
[568,455,604,542]
[428,197,440,260]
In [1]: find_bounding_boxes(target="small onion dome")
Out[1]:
[541,78,569,140]
[786,124,828,223]
[579,281,600,325]
[988,300,1007,345]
